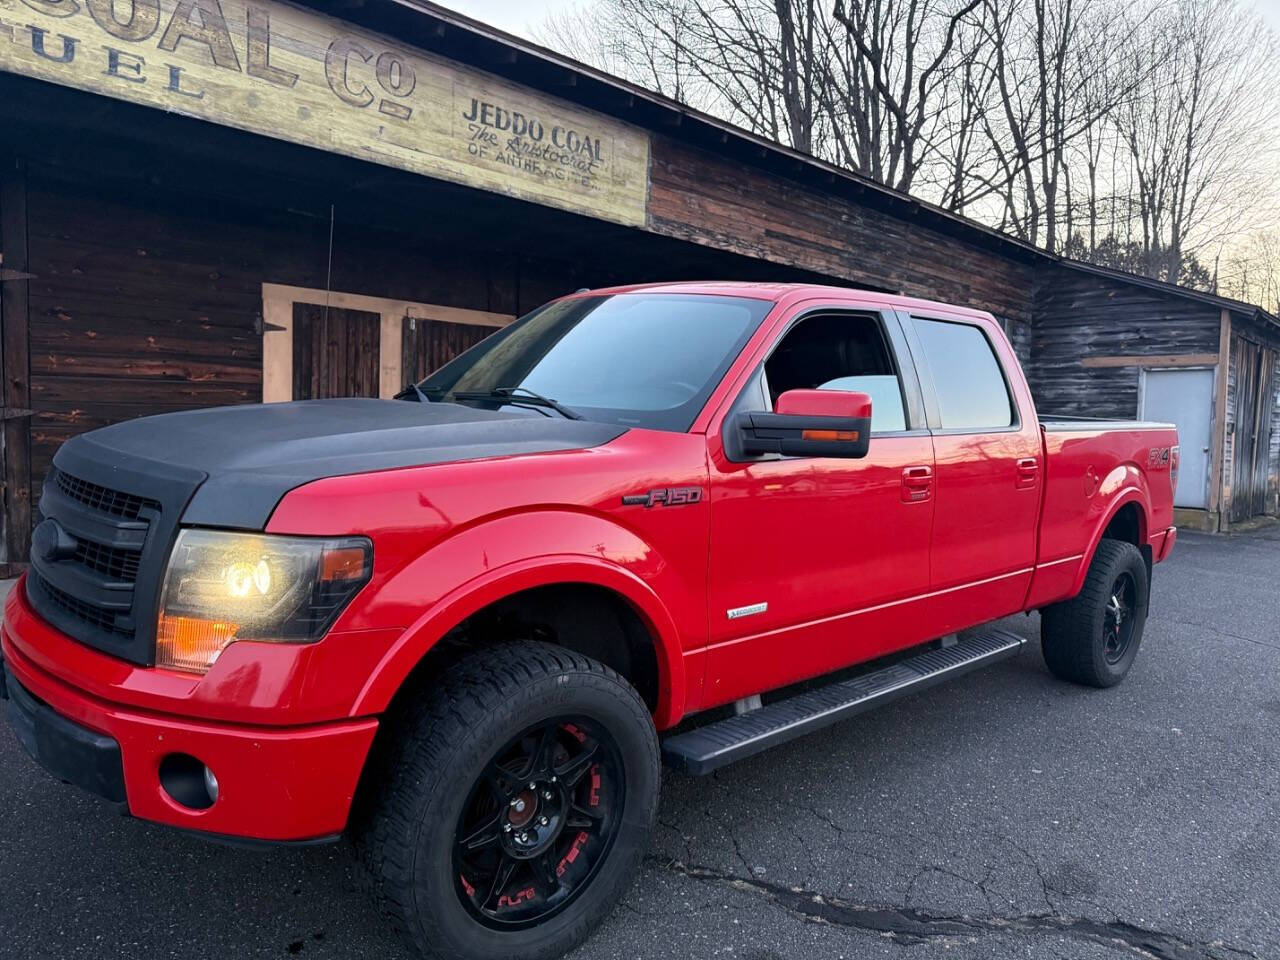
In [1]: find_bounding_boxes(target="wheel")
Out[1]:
[1041,539,1149,688]
[353,642,659,960]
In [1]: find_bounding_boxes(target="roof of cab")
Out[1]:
[569,281,994,320]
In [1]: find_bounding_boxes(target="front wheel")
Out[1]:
[1041,539,1149,688]
[354,642,659,960]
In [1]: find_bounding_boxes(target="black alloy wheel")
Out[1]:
[453,717,623,929]
[1041,538,1149,688]
[1102,570,1138,665]
[352,641,659,960]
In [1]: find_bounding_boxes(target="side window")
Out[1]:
[760,313,908,433]
[914,317,1014,430]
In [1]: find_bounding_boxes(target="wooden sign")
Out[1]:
[0,0,651,226]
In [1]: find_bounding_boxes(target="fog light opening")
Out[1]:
[159,753,218,811]
[203,765,220,804]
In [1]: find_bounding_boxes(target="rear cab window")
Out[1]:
[912,317,1015,431]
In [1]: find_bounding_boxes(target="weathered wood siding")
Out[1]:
[1272,365,1280,515]
[19,160,587,523]
[1001,317,1033,370]
[1029,269,1220,418]
[1223,315,1280,519]
[1223,334,1238,515]
[647,136,1038,322]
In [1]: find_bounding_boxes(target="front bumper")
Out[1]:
[2,601,378,843]
[3,658,126,805]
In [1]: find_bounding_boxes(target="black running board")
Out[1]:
[662,630,1026,775]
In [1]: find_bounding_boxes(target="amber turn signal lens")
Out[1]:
[157,615,239,673]
[801,429,860,442]
[320,546,369,582]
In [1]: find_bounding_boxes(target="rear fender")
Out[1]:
[1069,465,1152,598]
[350,510,687,728]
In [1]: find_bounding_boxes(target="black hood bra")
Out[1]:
[58,398,627,530]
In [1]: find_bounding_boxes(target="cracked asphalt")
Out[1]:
[2,527,1278,960]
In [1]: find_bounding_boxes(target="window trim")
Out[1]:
[899,311,1022,436]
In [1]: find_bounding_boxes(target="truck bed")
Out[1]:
[1029,418,1179,609]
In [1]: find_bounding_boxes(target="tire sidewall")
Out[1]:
[1089,545,1149,685]
[406,670,658,960]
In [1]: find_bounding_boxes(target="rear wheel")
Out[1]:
[354,642,659,960]
[1041,539,1149,687]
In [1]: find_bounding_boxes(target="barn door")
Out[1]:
[261,285,514,405]
[401,316,496,387]
[291,304,381,400]
[1,159,34,571]
[1251,349,1277,517]
[1230,338,1276,523]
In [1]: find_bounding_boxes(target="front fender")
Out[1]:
[349,510,689,728]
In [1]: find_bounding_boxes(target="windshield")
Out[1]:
[418,293,772,431]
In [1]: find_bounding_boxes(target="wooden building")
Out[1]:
[0,0,1275,571]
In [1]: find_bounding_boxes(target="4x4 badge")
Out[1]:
[621,487,704,508]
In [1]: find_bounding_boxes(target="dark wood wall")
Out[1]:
[0,80,896,565]
[9,154,598,563]
[648,136,1039,323]
[6,76,1280,566]
[1028,268,1221,419]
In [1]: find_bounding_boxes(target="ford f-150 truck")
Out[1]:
[1,282,1177,960]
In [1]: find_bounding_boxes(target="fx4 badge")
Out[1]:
[621,487,704,508]
[1147,447,1172,470]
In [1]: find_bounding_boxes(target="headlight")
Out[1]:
[156,529,372,674]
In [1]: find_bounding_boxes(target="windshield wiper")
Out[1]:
[395,383,433,403]
[451,386,583,420]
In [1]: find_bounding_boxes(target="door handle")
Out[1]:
[902,465,933,503]
[1016,457,1039,489]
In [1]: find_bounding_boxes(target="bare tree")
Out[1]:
[536,1,714,108]
[1112,0,1280,285]
[959,0,1145,252]
[540,0,831,152]
[536,0,1280,301]
[829,0,984,191]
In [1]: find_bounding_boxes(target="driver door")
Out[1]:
[703,306,936,708]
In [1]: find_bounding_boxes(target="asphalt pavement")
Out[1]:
[2,528,1278,960]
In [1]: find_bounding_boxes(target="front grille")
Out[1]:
[26,457,195,665]
[29,571,132,636]
[55,469,160,520]
[73,539,142,582]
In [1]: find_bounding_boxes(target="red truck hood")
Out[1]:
[55,398,626,530]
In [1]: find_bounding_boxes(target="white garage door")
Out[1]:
[1140,368,1214,509]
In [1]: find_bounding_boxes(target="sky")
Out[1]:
[1258,0,1280,29]
[442,0,581,39]
[452,0,1280,40]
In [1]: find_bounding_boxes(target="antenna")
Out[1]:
[323,203,335,327]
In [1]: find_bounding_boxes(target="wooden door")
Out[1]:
[1230,338,1277,523]
[291,304,381,400]
[401,317,495,387]
[1251,350,1277,517]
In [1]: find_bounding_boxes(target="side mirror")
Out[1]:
[736,389,873,458]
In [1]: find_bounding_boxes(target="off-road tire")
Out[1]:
[1041,539,1149,688]
[351,641,659,960]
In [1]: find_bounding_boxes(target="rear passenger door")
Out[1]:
[900,311,1042,632]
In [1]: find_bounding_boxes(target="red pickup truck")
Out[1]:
[2,282,1176,960]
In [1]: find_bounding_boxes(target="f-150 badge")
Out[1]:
[621,487,703,507]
